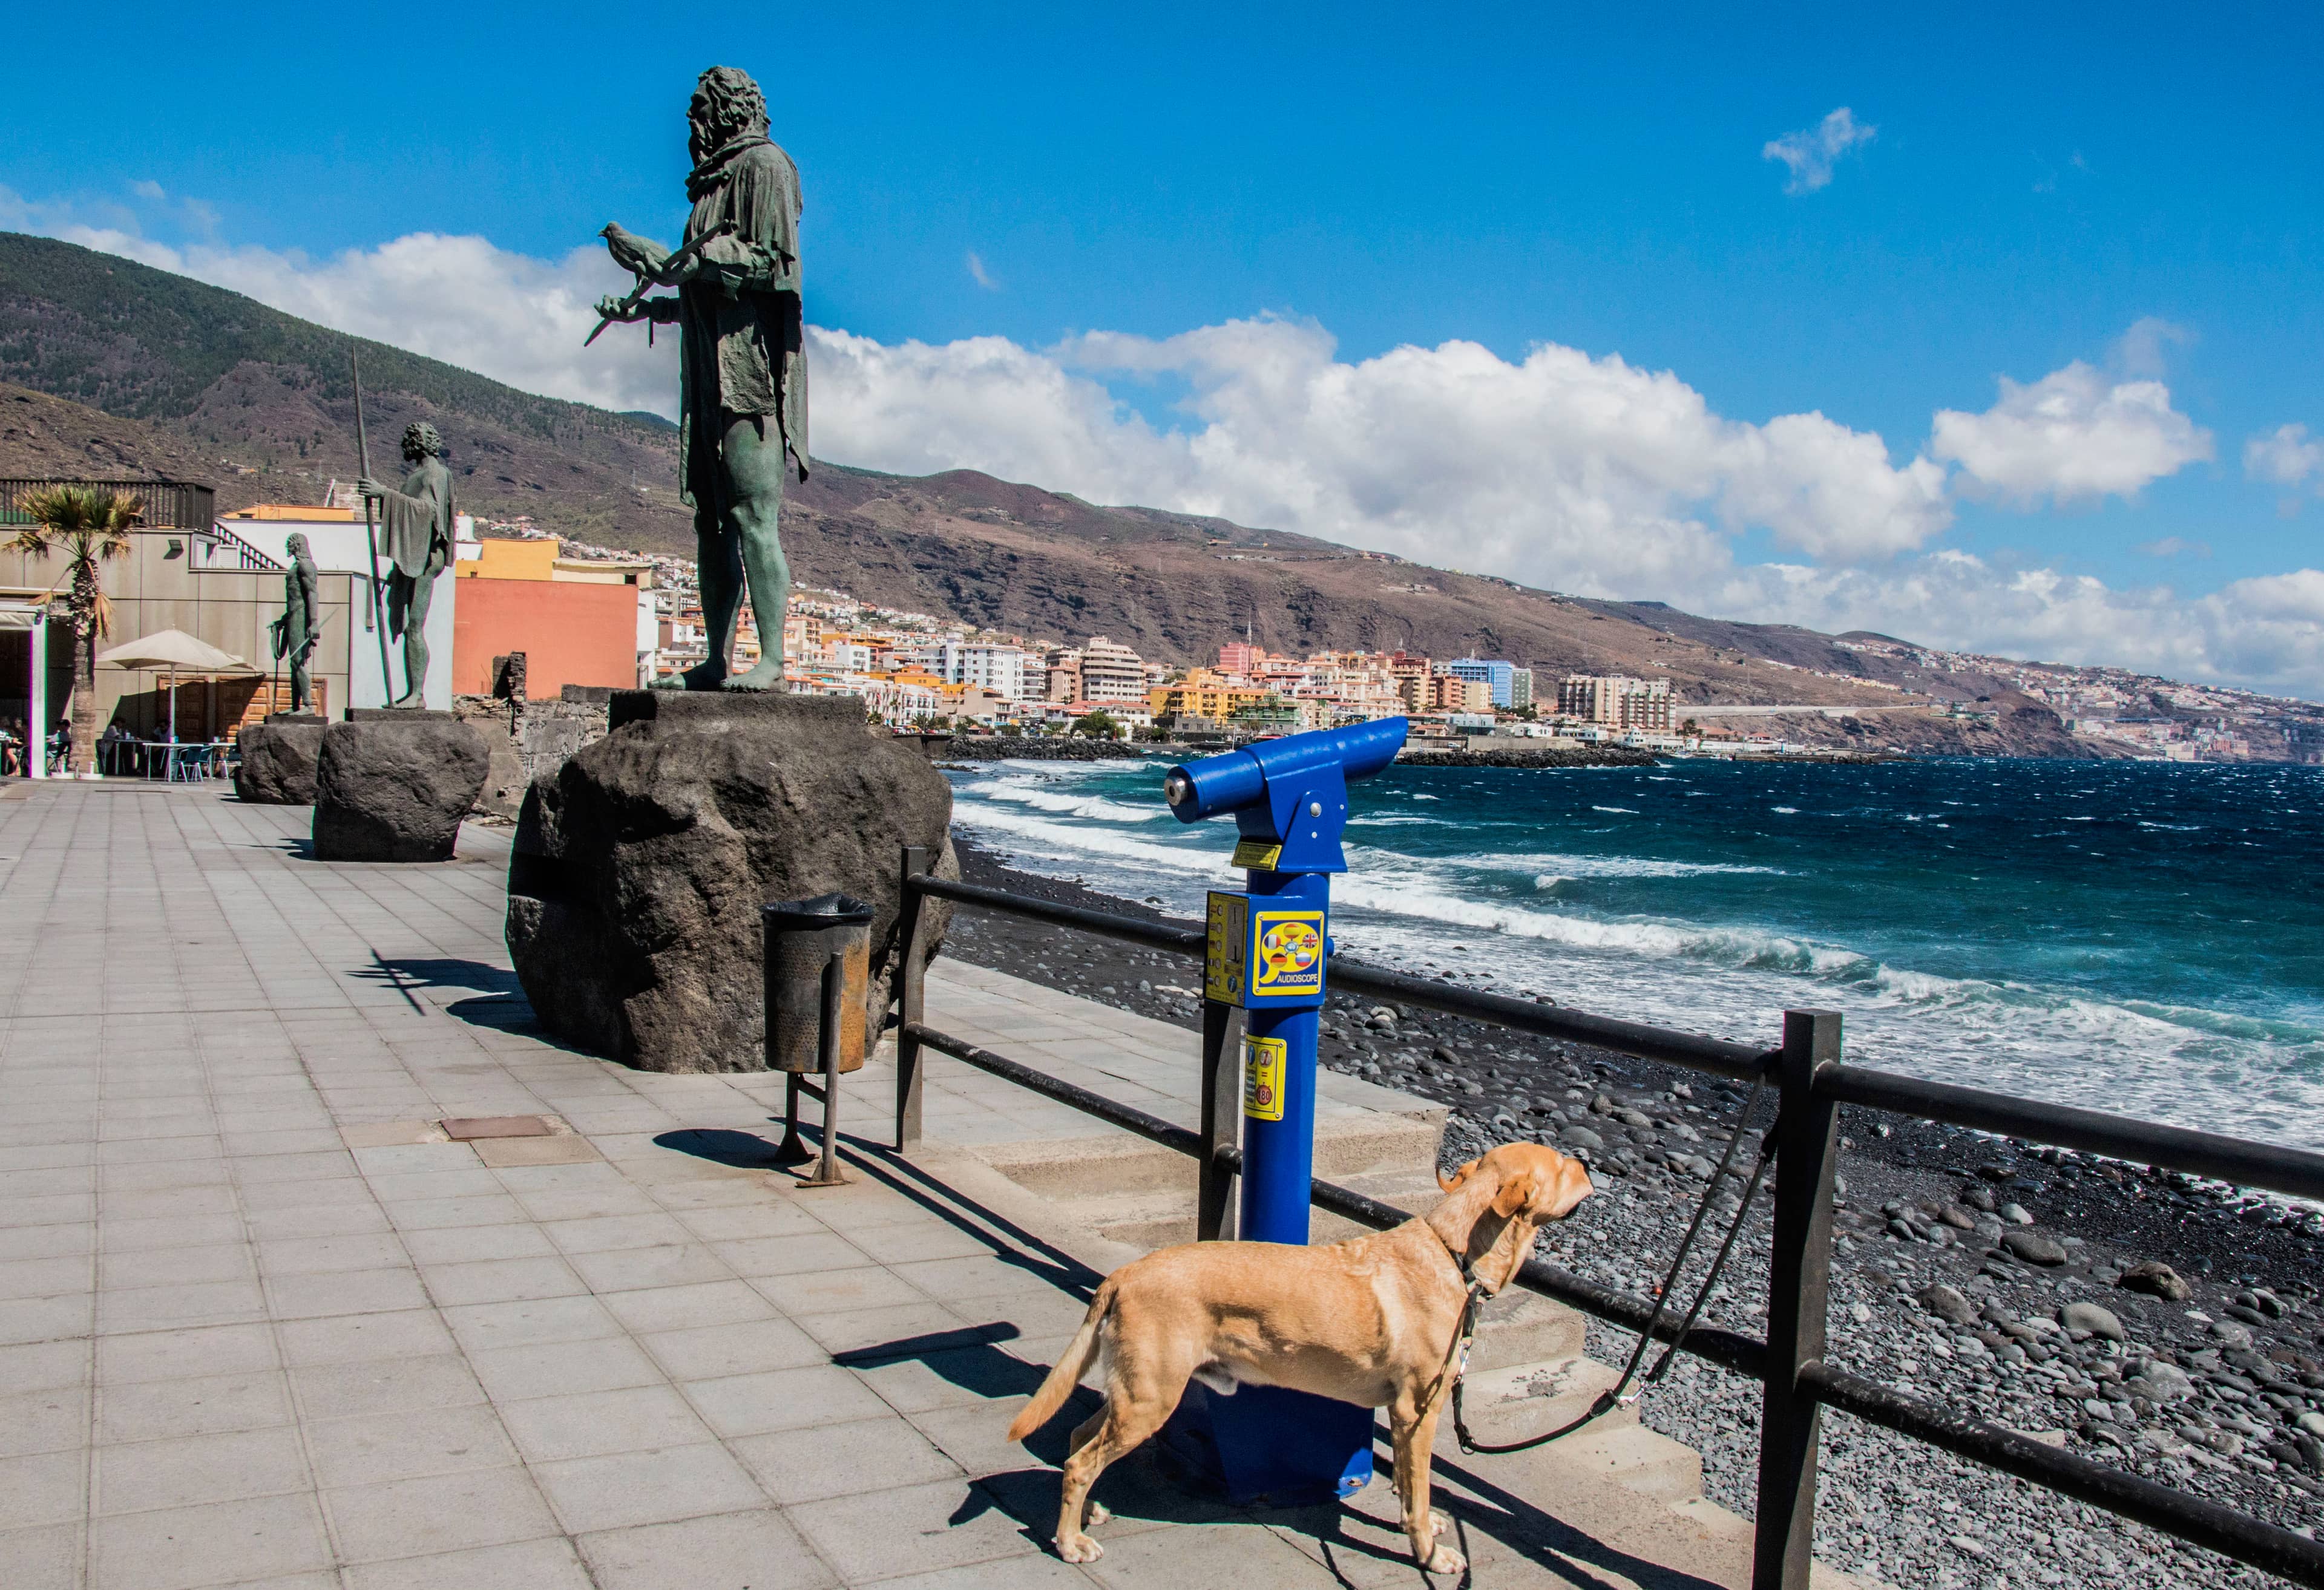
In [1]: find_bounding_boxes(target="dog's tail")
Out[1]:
[1008,1279,1114,1442]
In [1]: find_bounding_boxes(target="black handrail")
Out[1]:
[894,862,2324,1589]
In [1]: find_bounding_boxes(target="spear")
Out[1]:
[350,351,395,705]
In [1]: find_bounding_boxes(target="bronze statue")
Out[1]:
[269,532,321,711]
[592,65,806,692]
[354,422,455,707]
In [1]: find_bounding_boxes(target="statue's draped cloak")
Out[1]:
[679,135,809,508]
[376,457,455,582]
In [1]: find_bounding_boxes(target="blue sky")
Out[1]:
[7,2,2323,690]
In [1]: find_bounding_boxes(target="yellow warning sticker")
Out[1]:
[1229,838,1284,871]
[1249,911,1325,997]
[1204,892,1249,1006]
[1242,1033,1287,1122]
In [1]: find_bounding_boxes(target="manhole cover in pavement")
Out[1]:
[441,1115,556,1140]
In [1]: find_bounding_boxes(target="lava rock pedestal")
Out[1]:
[312,710,492,862]
[234,714,328,804]
[505,690,957,1073]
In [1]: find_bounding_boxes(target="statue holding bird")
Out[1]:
[591,65,806,692]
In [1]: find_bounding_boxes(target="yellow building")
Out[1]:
[1147,680,1280,721]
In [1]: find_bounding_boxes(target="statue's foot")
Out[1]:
[720,662,786,692]
[389,692,425,709]
[654,662,728,692]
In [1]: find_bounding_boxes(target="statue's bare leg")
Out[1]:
[390,568,437,708]
[718,412,791,693]
[673,453,746,690]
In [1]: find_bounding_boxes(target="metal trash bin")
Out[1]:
[762,893,876,1186]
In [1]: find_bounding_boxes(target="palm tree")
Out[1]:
[9,486,141,777]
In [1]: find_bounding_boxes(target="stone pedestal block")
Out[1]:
[234,715,328,804]
[505,690,957,1073]
[312,710,492,862]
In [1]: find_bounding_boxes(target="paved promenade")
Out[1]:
[0,782,1825,1589]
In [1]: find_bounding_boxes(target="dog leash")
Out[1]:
[1448,1070,1775,1455]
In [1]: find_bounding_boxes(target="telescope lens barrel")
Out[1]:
[1163,770,1193,809]
[1161,718,1408,825]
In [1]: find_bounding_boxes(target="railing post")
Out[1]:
[1753,1009,1843,1590]
[1196,998,1244,1241]
[894,845,931,1151]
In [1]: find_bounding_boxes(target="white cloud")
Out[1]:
[1929,362,2212,506]
[1762,108,1876,195]
[2246,423,2323,493]
[12,203,2322,696]
[965,251,999,291]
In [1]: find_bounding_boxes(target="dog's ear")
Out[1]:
[1438,1157,1479,1194]
[1491,1170,1538,1219]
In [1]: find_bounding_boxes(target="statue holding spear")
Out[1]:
[347,366,457,708]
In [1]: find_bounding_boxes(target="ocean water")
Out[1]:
[947,755,2324,1151]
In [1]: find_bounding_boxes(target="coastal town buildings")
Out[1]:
[1559,673,1674,731]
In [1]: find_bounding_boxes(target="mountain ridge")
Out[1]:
[4,229,2314,759]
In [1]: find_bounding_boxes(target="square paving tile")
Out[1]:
[530,1441,767,1534]
[474,1136,603,1167]
[96,1369,289,1444]
[599,1279,779,1335]
[681,1363,896,1439]
[340,1535,595,1590]
[98,1323,278,1386]
[468,1334,666,1404]
[0,1448,86,1529]
[786,1475,1048,1582]
[417,1255,588,1307]
[441,1115,556,1140]
[306,1402,520,1488]
[89,1492,333,1590]
[576,1506,839,1590]
[92,1426,313,1516]
[322,1466,560,1564]
[263,1266,428,1320]
[500,1384,714,1462]
[277,1308,456,1368]
[289,1352,484,1420]
[732,1415,965,1504]
[636,1317,827,1382]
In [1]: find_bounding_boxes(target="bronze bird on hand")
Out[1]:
[600,221,670,281]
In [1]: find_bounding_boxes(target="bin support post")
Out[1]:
[896,845,931,1151]
[1196,998,1243,1241]
[1753,1009,1843,1590]
[799,950,850,1188]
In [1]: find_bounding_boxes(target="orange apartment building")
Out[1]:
[451,540,657,696]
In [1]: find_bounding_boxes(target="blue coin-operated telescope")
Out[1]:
[1157,717,1408,1505]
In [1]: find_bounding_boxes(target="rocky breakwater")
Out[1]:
[506,690,957,1073]
[310,710,491,862]
[233,713,327,804]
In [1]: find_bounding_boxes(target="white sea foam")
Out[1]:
[1591,806,1638,814]
[963,779,1162,824]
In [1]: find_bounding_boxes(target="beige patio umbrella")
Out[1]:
[97,629,256,745]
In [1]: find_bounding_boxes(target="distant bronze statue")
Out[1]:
[592,64,807,692]
[355,422,455,708]
[269,532,320,711]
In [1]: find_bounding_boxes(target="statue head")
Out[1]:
[285,532,310,560]
[689,67,767,162]
[401,421,445,462]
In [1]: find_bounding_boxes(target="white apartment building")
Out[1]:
[955,643,1028,699]
[1558,673,1673,731]
[1076,636,1147,702]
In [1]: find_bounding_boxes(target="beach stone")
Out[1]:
[234,716,325,804]
[2001,1230,2068,1266]
[2060,1302,2125,1342]
[1920,1284,1977,1325]
[312,712,491,862]
[1558,1125,1605,1153]
[2297,1412,2324,1440]
[2001,1202,2035,1225]
[504,691,955,1073]
[2128,1363,2196,1404]
[2210,1320,2254,1349]
[2118,1260,2192,1301]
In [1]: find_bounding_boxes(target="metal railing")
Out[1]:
[884,847,2324,1587]
[0,477,217,531]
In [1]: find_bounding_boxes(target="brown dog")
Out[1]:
[1008,1141,1592,1572]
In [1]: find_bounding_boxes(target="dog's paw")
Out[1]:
[1422,1542,1468,1575]
[1055,1534,1105,1565]
[1085,1500,1112,1526]
[1430,1508,1452,1540]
